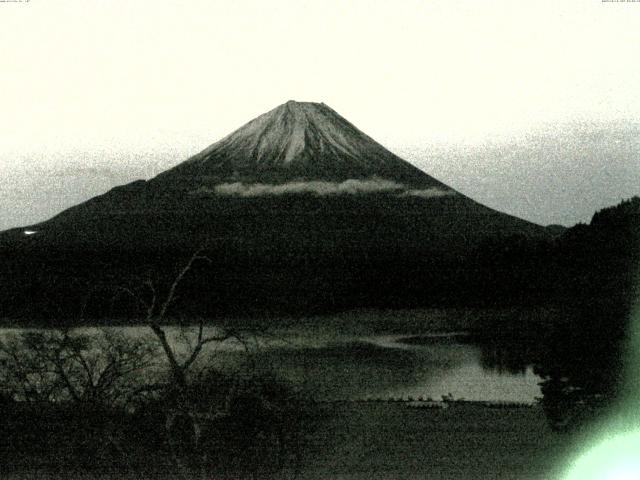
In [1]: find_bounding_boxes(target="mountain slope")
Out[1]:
[153,100,445,188]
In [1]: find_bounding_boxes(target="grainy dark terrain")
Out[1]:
[298,402,566,480]
[1,402,567,480]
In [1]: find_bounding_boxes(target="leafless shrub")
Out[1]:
[0,329,159,407]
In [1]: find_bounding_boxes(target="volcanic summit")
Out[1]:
[154,100,446,188]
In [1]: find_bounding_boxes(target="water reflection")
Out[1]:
[479,342,532,375]
[198,333,542,402]
[0,326,543,403]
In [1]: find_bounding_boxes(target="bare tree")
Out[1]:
[112,249,245,476]
[115,250,226,385]
[110,249,304,479]
[0,329,157,406]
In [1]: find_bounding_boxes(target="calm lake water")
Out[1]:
[0,310,542,403]
[240,333,542,402]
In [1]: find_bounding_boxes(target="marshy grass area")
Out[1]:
[1,401,569,480]
[298,402,566,480]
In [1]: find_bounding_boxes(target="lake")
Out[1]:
[205,332,542,403]
[0,309,543,403]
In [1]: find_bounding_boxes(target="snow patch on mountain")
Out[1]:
[156,101,446,189]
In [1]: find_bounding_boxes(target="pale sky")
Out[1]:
[1,0,639,229]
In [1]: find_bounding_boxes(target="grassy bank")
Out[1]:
[2,401,570,480]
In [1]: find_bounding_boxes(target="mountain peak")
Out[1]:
[285,99,315,105]
[154,101,445,188]
[284,99,324,106]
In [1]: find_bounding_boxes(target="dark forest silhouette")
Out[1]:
[478,197,640,430]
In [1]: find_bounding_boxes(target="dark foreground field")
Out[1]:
[3,402,568,480]
[299,402,565,480]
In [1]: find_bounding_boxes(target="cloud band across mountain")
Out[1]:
[191,179,455,198]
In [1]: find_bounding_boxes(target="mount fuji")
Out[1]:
[0,101,550,320]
